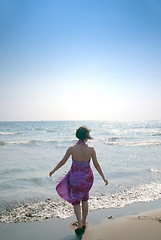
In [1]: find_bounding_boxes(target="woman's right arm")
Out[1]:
[91,147,108,185]
[49,147,72,177]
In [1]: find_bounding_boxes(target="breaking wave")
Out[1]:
[0,139,76,146]
[1,182,161,223]
[0,131,21,136]
[1,138,160,147]
[106,139,161,147]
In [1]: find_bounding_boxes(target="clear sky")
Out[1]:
[0,0,161,121]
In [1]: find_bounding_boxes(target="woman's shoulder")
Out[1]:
[66,146,73,153]
[87,144,95,153]
[68,144,77,152]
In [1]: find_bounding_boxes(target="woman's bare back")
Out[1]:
[71,144,93,162]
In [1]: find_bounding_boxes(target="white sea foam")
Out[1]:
[0,139,76,146]
[106,139,161,147]
[1,182,161,223]
[0,131,20,135]
[151,169,161,173]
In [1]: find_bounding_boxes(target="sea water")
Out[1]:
[0,121,161,223]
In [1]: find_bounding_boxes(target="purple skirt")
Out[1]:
[56,159,94,205]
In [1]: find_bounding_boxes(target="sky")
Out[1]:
[0,0,161,121]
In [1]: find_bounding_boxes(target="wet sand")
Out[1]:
[1,200,161,240]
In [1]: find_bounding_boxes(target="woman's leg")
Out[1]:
[82,200,88,226]
[73,204,82,228]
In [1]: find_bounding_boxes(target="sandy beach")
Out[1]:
[82,208,161,240]
[1,200,161,240]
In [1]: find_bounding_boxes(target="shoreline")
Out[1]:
[1,199,161,240]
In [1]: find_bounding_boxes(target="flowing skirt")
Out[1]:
[56,159,94,205]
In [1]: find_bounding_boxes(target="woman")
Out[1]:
[49,126,108,234]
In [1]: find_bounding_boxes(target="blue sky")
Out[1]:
[0,0,161,121]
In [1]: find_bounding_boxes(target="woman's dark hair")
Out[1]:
[76,126,93,141]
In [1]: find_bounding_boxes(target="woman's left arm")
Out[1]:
[49,147,72,177]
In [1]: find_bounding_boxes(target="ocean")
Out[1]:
[0,120,161,223]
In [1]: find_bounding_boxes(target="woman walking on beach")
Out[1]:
[49,126,108,234]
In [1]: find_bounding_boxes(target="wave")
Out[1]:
[1,138,161,147]
[0,168,24,175]
[0,168,38,177]
[32,128,57,133]
[1,182,161,223]
[150,169,161,173]
[0,131,21,136]
[0,139,76,146]
[152,132,161,136]
[0,141,32,146]
[123,141,161,147]
[20,177,49,186]
[0,141,6,146]
[107,137,121,142]
[106,139,161,147]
